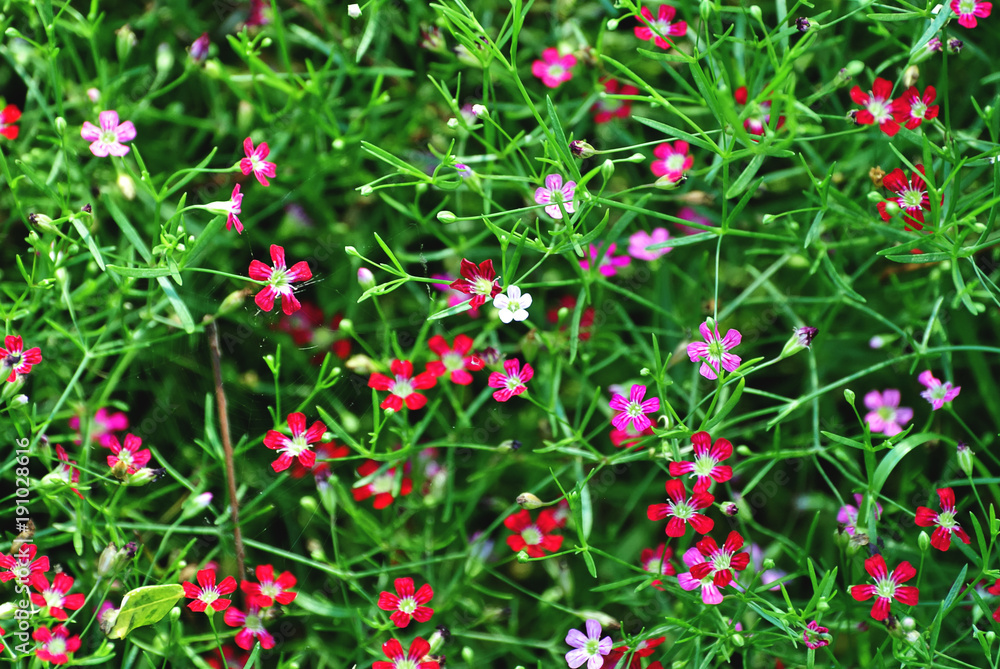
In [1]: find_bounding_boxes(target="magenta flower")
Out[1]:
[224,603,275,650]
[565,619,613,669]
[669,431,734,493]
[850,77,902,137]
[240,137,277,186]
[488,358,533,402]
[225,184,244,233]
[837,493,883,536]
[634,5,687,49]
[190,32,210,61]
[650,141,693,183]
[534,174,576,219]
[1,335,42,382]
[647,478,714,537]
[917,370,960,410]
[69,407,128,448]
[248,244,312,315]
[686,320,742,380]
[264,412,326,473]
[579,243,630,277]
[531,48,576,88]
[628,228,672,261]
[951,0,992,27]
[686,531,750,589]
[182,568,237,612]
[81,110,136,157]
[377,577,435,628]
[863,389,913,436]
[676,207,713,235]
[877,165,931,231]
[915,487,971,551]
[803,620,831,649]
[368,360,438,410]
[609,384,660,433]
[34,625,81,665]
[106,433,151,475]
[849,554,919,621]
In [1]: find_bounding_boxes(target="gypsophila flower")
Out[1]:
[565,619,613,669]
[734,86,785,136]
[580,243,630,277]
[676,546,723,604]
[1,335,42,382]
[34,624,80,665]
[426,334,484,385]
[863,389,913,436]
[190,32,210,61]
[449,259,502,308]
[81,110,136,156]
[29,573,85,620]
[0,104,21,140]
[494,286,532,323]
[849,554,919,621]
[918,370,961,410]
[650,141,693,183]
[353,460,414,509]
[378,577,435,628]
[849,77,902,136]
[535,174,577,219]
[240,137,277,186]
[488,358,533,402]
[803,620,831,649]
[686,531,750,591]
[225,184,244,233]
[878,165,932,231]
[264,412,326,473]
[0,544,49,584]
[838,493,883,536]
[915,487,971,551]
[686,320,742,380]
[895,85,939,130]
[531,48,576,88]
[628,228,672,261]
[640,544,677,590]
[609,384,660,433]
[604,638,666,669]
[373,637,439,669]
[368,359,438,410]
[592,78,638,123]
[634,5,687,49]
[248,244,312,315]
[224,603,275,650]
[668,431,734,492]
[69,407,128,448]
[182,568,237,613]
[106,433,151,475]
[505,508,563,557]
[951,0,992,27]
[647,478,715,537]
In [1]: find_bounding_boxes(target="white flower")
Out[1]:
[493,286,532,323]
[348,4,361,18]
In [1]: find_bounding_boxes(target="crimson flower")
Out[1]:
[374,637,440,669]
[915,487,971,551]
[734,86,784,136]
[1,334,42,382]
[647,478,715,537]
[248,244,312,315]
[182,568,238,612]
[240,137,277,186]
[224,603,275,650]
[592,78,639,123]
[448,259,501,308]
[878,165,932,231]
[850,77,902,136]
[849,554,919,621]
[634,5,687,48]
[488,358,533,402]
[0,543,49,584]
[687,531,750,588]
[29,573,85,620]
[241,564,297,607]
[639,544,676,591]
[288,440,349,483]
[352,459,413,509]
[264,412,325,473]
[668,431,734,492]
[894,85,939,130]
[377,577,435,627]
[0,103,21,139]
[368,359,438,410]
[504,508,563,557]
[34,624,81,664]
[106,433,151,475]
[426,334,484,385]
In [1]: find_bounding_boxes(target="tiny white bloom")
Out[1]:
[348,4,361,18]
[493,286,532,324]
[472,103,488,117]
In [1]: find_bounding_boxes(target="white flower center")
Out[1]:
[671,500,694,520]
[585,638,601,655]
[505,376,522,391]
[507,298,522,312]
[47,637,67,656]
[391,376,415,398]
[910,100,927,119]
[626,401,644,418]
[398,597,417,614]
[521,526,542,545]
[442,351,464,372]
[666,154,686,171]
[878,406,896,422]
[100,129,119,145]
[900,188,924,209]
[473,277,494,296]
[866,98,892,124]
[960,0,976,11]
[693,453,717,477]
[938,510,957,529]
[372,473,395,494]
[875,576,897,600]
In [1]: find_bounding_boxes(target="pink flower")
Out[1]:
[850,78,902,136]
[535,173,577,219]
[448,259,502,308]
[863,389,913,436]
[849,554,919,621]
[0,104,21,140]
[650,141,693,183]
[29,573,86,620]
[565,619,613,669]
[353,460,414,509]
[368,359,438,410]
[915,487,971,551]
[34,624,81,665]
[223,603,275,650]
[640,543,676,590]
[592,78,639,123]
[81,110,136,156]
[634,5,687,49]
[531,48,576,88]
[0,544,49,584]
[647,478,715,537]
[240,137,277,186]
[686,531,750,589]
[246,0,270,26]
[918,370,960,410]
[426,334,484,385]
[676,546,723,604]
[628,228,672,261]
[373,637,440,669]
[668,431,734,492]
[609,384,660,433]
[676,207,712,235]
[894,86,939,130]
[225,184,244,233]
[377,577,434,628]
[803,620,831,649]
[69,407,128,447]
[951,0,992,27]
[488,358,533,402]
[610,423,655,449]
[837,493,883,536]
[248,244,312,315]
[579,243,630,277]
[734,86,784,136]
[182,568,238,612]
[0,335,42,382]
[264,412,325,473]
[106,433,151,475]
[877,165,931,231]
[686,321,742,380]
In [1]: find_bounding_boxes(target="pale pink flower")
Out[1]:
[579,243,630,277]
[81,110,136,157]
[628,228,672,260]
[863,389,913,435]
[534,174,576,219]
[917,370,960,410]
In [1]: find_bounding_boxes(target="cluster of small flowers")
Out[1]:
[373,578,443,667]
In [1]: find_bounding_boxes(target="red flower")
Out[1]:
[0,104,21,140]
[668,431,734,492]
[106,433,151,475]
[0,543,49,584]
[610,424,655,449]
[504,508,564,557]
[988,578,1000,622]
[426,334,484,385]
[248,244,312,315]
[264,412,325,473]
[368,359,438,410]
[34,624,80,664]
[377,577,435,627]
[448,259,501,308]
[849,554,919,621]
[374,637,440,669]
[206,645,250,669]
[634,5,687,49]
[488,358,533,402]
[592,78,639,123]
[640,544,676,590]
[877,165,931,231]
[241,564,297,607]
[352,459,413,509]
[0,334,43,382]
[647,478,714,537]
[914,487,971,551]
[546,295,596,341]
[224,603,275,650]
[54,445,84,500]
[850,77,903,136]
[734,86,785,136]
[240,137,277,186]
[688,531,751,587]
[288,440,349,483]
[602,637,665,669]
[182,568,238,612]
[894,85,939,130]
[29,573,85,620]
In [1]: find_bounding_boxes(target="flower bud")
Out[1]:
[732,633,745,647]
[190,32,210,62]
[780,326,818,359]
[498,439,521,452]
[181,492,213,519]
[125,467,166,486]
[866,190,885,202]
[570,139,595,159]
[87,87,101,102]
[461,647,474,664]
[348,3,361,18]
[516,493,543,509]
[917,530,930,552]
[357,267,375,288]
[606,18,619,30]
[116,24,137,64]
[27,213,59,234]
[903,64,919,88]
[338,318,353,334]
[447,117,459,128]
[699,0,716,21]
[947,38,963,53]
[359,184,374,196]
[218,288,250,315]
[300,495,318,513]
[156,42,174,74]
[844,60,866,77]
[600,159,615,181]
[748,5,763,21]
[722,502,738,516]
[956,442,974,477]
[654,174,685,190]
[624,152,646,163]
[427,625,450,654]
[117,174,136,200]
[471,104,488,117]
[437,210,457,223]
[0,602,16,619]
[795,17,811,32]
[844,388,856,406]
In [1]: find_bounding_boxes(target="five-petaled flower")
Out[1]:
[877,165,932,231]
[640,543,677,590]
[669,431,734,492]
[34,624,81,665]
[863,389,913,436]
[29,573,86,620]
[0,104,21,140]
[494,286,533,324]
[565,618,613,669]
[488,358,534,402]
[241,564,297,607]
[685,531,750,591]
[951,0,992,28]
[106,433,151,475]
[240,137,277,186]
[378,577,435,628]
[449,259,502,308]
[1,335,42,382]
[609,384,660,433]
[918,370,961,410]
[0,544,49,584]
[353,459,414,509]
[535,173,577,219]
[686,320,742,380]
[264,412,326,473]
[593,78,639,123]
[895,86,939,130]
[634,4,687,49]
[628,228,672,261]
[69,407,128,448]
[915,487,971,551]
[368,359,438,410]
[225,184,244,233]
[850,78,902,136]
[647,478,715,537]
[373,637,440,669]
[531,48,577,88]
[182,567,238,612]
[650,141,693,183]
[81,110,136,156]
[849,554,919,621]
[426,334,484,385]
[505,508,563,557]
[248,244,312,315]
[734,87,785,136]
[579,243,631,277]
[803,620,831,649]
[676,545,725,604]
[224,603,276,650]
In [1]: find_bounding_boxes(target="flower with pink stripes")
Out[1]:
[248,245,312,315]
[81,110,136,156]
[686,320,742,380]
[647,479,714,537]
[368,360,438,410]
[669,431,734,492]
[634,5,687,48]
[240,137,277,186]
[488,358,533,402]
[849,554,919,621]
[686,531,750,589]
[264,412,326,473]
[378,577,434,627]
[915,487,971,551]
[609,384,660,433]
[182,567,237,613]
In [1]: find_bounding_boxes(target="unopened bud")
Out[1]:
[866,190,886,202]
[462,647,474,664]
[947,38,963,53]
[844,60,865,77]
[600,159,615,181]
[359,184,374,197]
[780,326,818,359]
[348,3,361,18]
[498,439,521,452]
[844,388,856,406]
[956,442,974,476]
[471,104,488,117]
[117,174,136,200]
[655,174,685,190]
[903,65,919,88]
[918,530,930,552]
[570,139,595,159]
[606,18,619,30]
[516,493,543,509]
[722,502,738,516]
[116,24,137,64]
[437,210,457,223]
[125,467,166,486]
[748,5,763,21]
[27,213,59,234]
[795,17,811,32]
[732,633,745,647]
[338,318,353,334]
[218,288,249,315]
[357,267,375,288]
[624,152,646,163]
[156,42,174,74]
[190,32,210,62]
[427,626,450,654]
